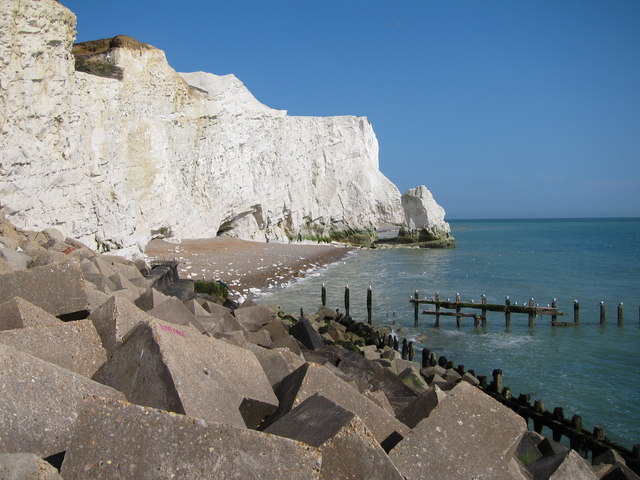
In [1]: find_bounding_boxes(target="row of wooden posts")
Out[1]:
[377,331,640,470]
[411,291,631,328]
[374,330,640,468]
[318,284,639,468]
[321,284,634,328]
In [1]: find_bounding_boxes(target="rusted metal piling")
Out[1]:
[574,300,580,324]
[600,301,606,325]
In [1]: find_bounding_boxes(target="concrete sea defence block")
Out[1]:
[0,343,124,458]
[270,333,303,355]
[530,449,599,480]
[147,296,205,332]
[255,347,306,387]
[89,295,156,356]
[0,260,89,317]
[0,319,107,377]
[0,453,63,480]
[289,317,325,350]
[234,304,273,331]
[269,362,409,448]
[265,393,404,480]
[0,296,62,330]
[397,384,446,429]
[93,319,278,428]
[390,381,528,480]
[60,396,322,480]
[334,354,418,415]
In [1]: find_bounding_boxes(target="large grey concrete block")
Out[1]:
[234,304,273,332]
[84,280,112,313]
[60,396,321,480]
[336,355,418,415]
[255,347,306,386]
[198,298,231,316]
[398,366,429,393]
[246,328,272,347]
[528,450,598,480]
[270,333,303,355]
[0,296,62,330]
[0,256,18,274]
[0,320,106,377]
[89,295,155,356]
[148,296,205,333]
[0,245,31,270]
[93,319,278,428]
[263,317,291,341]
[184,298,210,316]
[390,381,527,479]
[266,394,404,480]
[289,317,325,350]
[0,260,89,317]
[397,384,446,429]
[0,453,63,480]
[270,362,409,448]
[0,343,124,457]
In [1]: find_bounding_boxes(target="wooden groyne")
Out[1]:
[316,285,640,472]
[419,348,640,473]
[410,291,633,328]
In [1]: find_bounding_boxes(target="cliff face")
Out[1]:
[1,0,447,255]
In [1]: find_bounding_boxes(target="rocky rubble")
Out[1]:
[1,217,635,479]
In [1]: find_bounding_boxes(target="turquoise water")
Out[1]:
[259,218,640,448]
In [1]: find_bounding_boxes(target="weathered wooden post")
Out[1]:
[434,292,441,327]
[437,355,448,368]
[551,298,558,324]
[492,369,503,395]
[552,407,564,442]
[401,338,408,360]
[344,285,350,319]
[413,290,419,327]
[408,341,414,361]
[455,293,462,328]
[574,300,580,324]
[528,298,536,327]
[600,301,606,325]
[570,415,583,451]
[593,426,605,442]
[533,400,545,433]
[321,283,326,307]
[481,294,487,327]
[393,336,399,351]
[366,286,372,324]
[421,348,430,368]
[429,352,437,367]
[618,302,624,326]
[505,296,511,328]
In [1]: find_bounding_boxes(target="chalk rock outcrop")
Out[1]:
[0,0,405,254]
[399,185,454,246]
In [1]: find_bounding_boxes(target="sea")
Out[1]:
[258,218,640,449]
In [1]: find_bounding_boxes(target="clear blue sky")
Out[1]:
[59,0,640,219]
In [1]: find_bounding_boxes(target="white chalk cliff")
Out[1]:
[402,185,451,239]
[0,0,450,254]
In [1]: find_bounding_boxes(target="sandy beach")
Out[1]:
[145,237,354,300]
